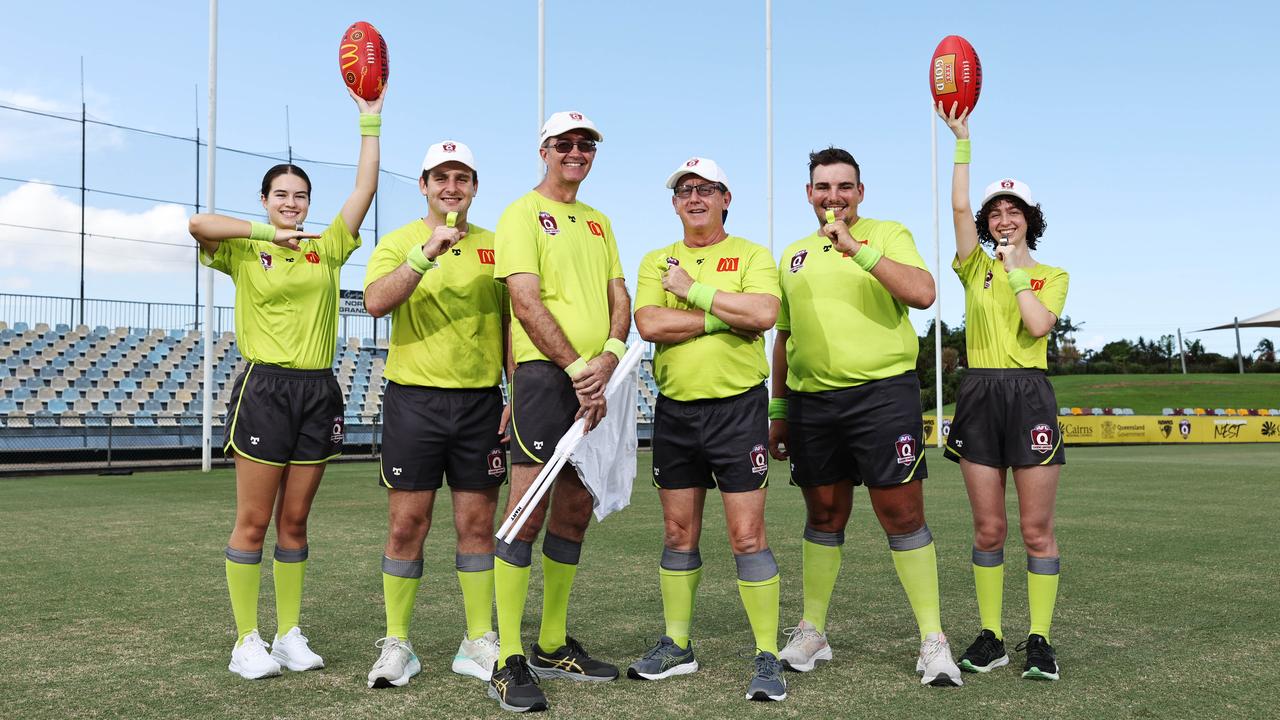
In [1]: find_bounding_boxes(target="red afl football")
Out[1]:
[930,35,982,116]
[338,21,389,101]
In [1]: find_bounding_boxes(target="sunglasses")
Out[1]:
[544,139,598,154]
[673,183,725,199]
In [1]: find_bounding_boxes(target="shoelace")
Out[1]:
[242,632,270,652]
[921,637,949,663]
[1015,637,1053,663]
[372,637,405,668]
[563,636,590,660]
[507,656,541,686]
[973,633,1002,656]
[640,639,675,661]
[752,654,782,680]
[782,625,821,644]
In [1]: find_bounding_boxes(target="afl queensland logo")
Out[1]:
[538,211,560,236]
[894,434,916,465]
[789,249,808,273]
[749,444,768,475]
[487,448,506,477]
[1030,423,1053,454]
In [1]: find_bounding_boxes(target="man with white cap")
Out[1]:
[362,140,509,689]
[769,146,964,687]
[626,157,786,702]
[487,111,631,713]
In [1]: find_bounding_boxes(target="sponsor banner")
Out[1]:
[922,415,1280,445]
[339,289,365,316]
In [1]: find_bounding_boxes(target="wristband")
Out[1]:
[954,138,971,164]
[604,338,628,360]
[1007,268,1032,294]
[768,397,788,421]
[704,312,730,334]
[406,244,437,274]
[850,243,883,272]
[565,357,588,378]
[248,221,277,243]
[358,113,382,137]
[686,281,718,312]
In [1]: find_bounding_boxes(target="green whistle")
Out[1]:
[825,209,836,225]
[446,211,458,228]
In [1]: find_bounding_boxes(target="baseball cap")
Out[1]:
[421,140,476,173]
[981,178,1035,206]
[665,157,730,190]
[539,111,603,144]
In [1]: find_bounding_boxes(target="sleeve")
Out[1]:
[634,249,668,311]
[951,246,992,289]
[320,213,361,266]
[775,256,791,332]
[741,243,781,299]
[605,217,624,280]
[363,233,405,290]
[199,240,236,276]
[1038,268,1069,317]
[494,199,541,281]
[879,223,928,270]
[496,279,510,316]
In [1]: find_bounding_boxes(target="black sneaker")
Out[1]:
[1016,634,1060,681]
[530,636,619,682]
[959,629,1010,673]
[487,655,549,713]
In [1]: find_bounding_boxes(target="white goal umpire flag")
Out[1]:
[568,344,641,521]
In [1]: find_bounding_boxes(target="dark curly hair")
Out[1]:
[975,194,1047,250]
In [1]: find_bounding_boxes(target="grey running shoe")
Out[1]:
[916,632,963,687]
[778,620,832,672]
[627,636,699,680]
[745,651,787,701]
[959,629,1009,673]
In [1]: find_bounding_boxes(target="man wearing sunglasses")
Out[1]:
[487,111,631,713]
[627,157,786,702]
[768,147,963,687]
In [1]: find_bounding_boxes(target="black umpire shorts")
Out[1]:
[787,371,928,488]
[652,384,770,493]
[379,381,507,491]
[224,363,344,466]
[510,361,577,465]
[944,368,1066,468]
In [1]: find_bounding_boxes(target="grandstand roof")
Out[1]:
[1196,307,1280,331]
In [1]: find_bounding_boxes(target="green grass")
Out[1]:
[3,447,1278,719]
[941,373,1280,414]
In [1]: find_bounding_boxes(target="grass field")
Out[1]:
[3,446,1278,719]
[941,373,1280,414]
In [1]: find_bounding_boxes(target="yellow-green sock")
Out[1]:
[456,552,495,641]
[538,555,578,651]
[225,547,262,642]
[382,556,423,640]
[801,529,844,633]
[273,545,308,635]
[889,527,942,641]
[495,556,531,662]
[972,547,1005,640]
[659,566,702,648]
[735,549,781,655]
[1027,556,1060,643]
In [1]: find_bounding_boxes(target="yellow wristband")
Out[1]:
[1007,268,1033,294]
[604,338,628,360]
[850,243,883,272]
[768,398,788,421]
[954,138,971,164]
[359,113,381,137]
[704,312,730,334]
[687,281,718,312]
[406,244,437,274]
[566,357,588,378]
[248,221,276,243]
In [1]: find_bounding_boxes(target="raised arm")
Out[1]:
[938,101,980,263]
[338,87,385,238]
[188,215,318,257]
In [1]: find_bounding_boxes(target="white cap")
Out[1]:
[665,157,730,189]
[981,178,1035,206]
[421,140,476,173]
[539,111,603,144]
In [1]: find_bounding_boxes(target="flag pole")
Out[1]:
[932,101,943,447]
[202,0,218,471]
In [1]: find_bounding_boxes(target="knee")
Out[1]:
[879,506,925,537]
[727,525,766,555]
[805,504,849,533]
[387,515,429,551]
[663,518,698,550]
[972,517,1008,551]
[234,514,271,547]
[1021,523,1056,556]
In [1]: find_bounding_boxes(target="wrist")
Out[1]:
[604,338,628,361]
[687,281,718,312]
[406,244,437,274]
[359,113,381,137]
[248,221,277,243]
[565,356,588,378]
[850,243,883,272]
[768,397,788,421]
[704,312,730,334]
[1007,268,1032,294]
[954,138,971,164]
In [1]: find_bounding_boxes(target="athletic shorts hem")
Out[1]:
[224,441,288,467]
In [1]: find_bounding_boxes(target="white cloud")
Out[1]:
[0,182,193,273]
[0,89,124,162]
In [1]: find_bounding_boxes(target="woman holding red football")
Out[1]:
[936,101,1069,682]
[188,85,385,680]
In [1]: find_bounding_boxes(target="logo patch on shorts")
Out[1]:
[1030,423,1053,454]
[250,435,260,445]
[487,448,506,477]
[534,440,544,451]
[392,467,403,476]
[894,434,916,465]
[330,416,345,444]
[749,444,768,475]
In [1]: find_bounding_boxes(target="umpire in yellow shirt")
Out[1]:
[362,140,507,689]
[769,147,964,687]
[628,157,786,702]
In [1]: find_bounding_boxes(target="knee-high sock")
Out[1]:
[888,526,942,641]
[225,547,262,642]
[382,555,423,641]
[456,553,495,641]
[802,526,844,634]
[538,533,581,651]
[735,549,780,656]
[972,547,1005,640]
[659,548,703,649]
[1027,556,1060,643]
[273,545,308,635]
[494,539,533,662]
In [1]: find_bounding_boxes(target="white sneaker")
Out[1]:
[452,631,500,681]
[368,637,421,689]
[778,620,833,672]
[916,631,963,687]
[271,626,325,671]
[228,630,282,680]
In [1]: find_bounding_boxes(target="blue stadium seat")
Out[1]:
[46,399,68,413]
[0,398,15,413]
[55,323,70,335]
[14,322,29,333]
[97,400,118,414]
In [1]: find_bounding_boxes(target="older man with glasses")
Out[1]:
[486,111,632,713]
[626,157,786,702]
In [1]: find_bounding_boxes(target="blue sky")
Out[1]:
[1,1,1276,357]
